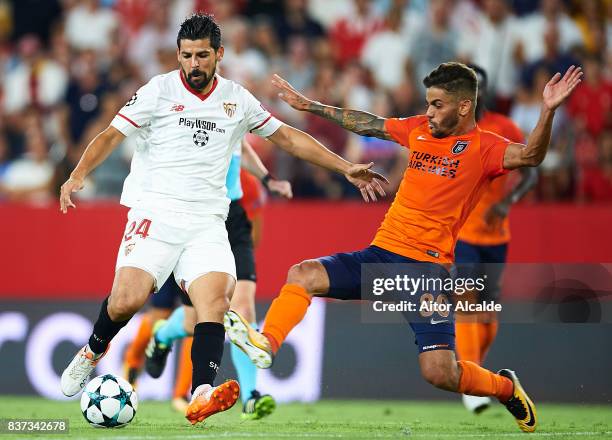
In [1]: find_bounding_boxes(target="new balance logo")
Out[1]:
[417,135,427,140]
[170,104,185,112]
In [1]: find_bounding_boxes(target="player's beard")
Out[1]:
[430,113,460,138]
[184,64,216,91]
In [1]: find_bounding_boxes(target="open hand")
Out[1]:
[271,74,313,111]
[542,65,583,111]
[59,177,84,213]
[345,162,389,202]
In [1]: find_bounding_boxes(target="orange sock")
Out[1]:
[124,315,153,369]
[455,321,481,364]
[457,360,513,402]
[173,337,193,399]
[479,321,498,362]
[262,284,312,354]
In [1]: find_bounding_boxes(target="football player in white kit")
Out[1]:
[58,13,387,425]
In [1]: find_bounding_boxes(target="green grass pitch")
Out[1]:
[0,397,611,439]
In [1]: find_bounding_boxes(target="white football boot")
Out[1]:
[462,394,492,414]
[224,310,273,368]
[61,345,107,397]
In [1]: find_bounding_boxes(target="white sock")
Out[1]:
[84,345,104,360]
[191,384,213,402]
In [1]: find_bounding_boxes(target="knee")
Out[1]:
[109,268,153,320]
[208,292,231,315]
[108,289,144,320]
[421,360,459,391]
[286,260,321,292]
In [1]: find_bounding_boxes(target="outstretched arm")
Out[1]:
[503,66,582,170]
[267,124,388,202]
[59,125,126,213]
[272,74,393,141]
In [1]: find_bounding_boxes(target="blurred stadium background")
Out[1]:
[0,0,611,408]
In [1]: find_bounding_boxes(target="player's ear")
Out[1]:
[458,99,473,117]
[216,46,224,62]
[176,47,181,63]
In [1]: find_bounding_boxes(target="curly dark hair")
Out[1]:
[423,62,478,101]
[177,13,221,50]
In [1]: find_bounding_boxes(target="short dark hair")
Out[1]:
[177,13,221,50]
[423,62,478,101]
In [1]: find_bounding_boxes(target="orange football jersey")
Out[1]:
[457,111,524,245]
[371,115,511,264]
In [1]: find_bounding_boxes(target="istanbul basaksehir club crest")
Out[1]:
[452,140,470,155]
[223,102,237,118]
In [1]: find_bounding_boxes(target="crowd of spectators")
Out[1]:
[0,0,610,204]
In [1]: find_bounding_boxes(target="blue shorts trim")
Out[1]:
[409,322,455,353]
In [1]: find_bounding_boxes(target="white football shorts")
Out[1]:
[115,208,236,291]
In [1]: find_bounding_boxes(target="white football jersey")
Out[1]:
[111,70,282,217]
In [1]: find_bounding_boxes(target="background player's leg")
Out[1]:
[123,278,178,386]
[156,306,189,345]
[124,313,153,381]
[230,280,258,403]
[173,307,196,407]
[144,281,194,379]
[225,202,277,419]
[480,321,498,361]
[454,242,495,412]
[262,260,329,353]
[172,337,193,411]
[478,244,507,362]
[456,322,481,363]
[454,240,483,365]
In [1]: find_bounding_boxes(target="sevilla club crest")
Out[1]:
[223,102,237,118]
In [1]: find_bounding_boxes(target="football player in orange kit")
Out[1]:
[224,62,582,433]
[455,65,537,414]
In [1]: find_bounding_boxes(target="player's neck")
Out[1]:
[449,119,477,137]
[197,76,217,95]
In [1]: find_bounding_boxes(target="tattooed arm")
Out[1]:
[271,74,393,141]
